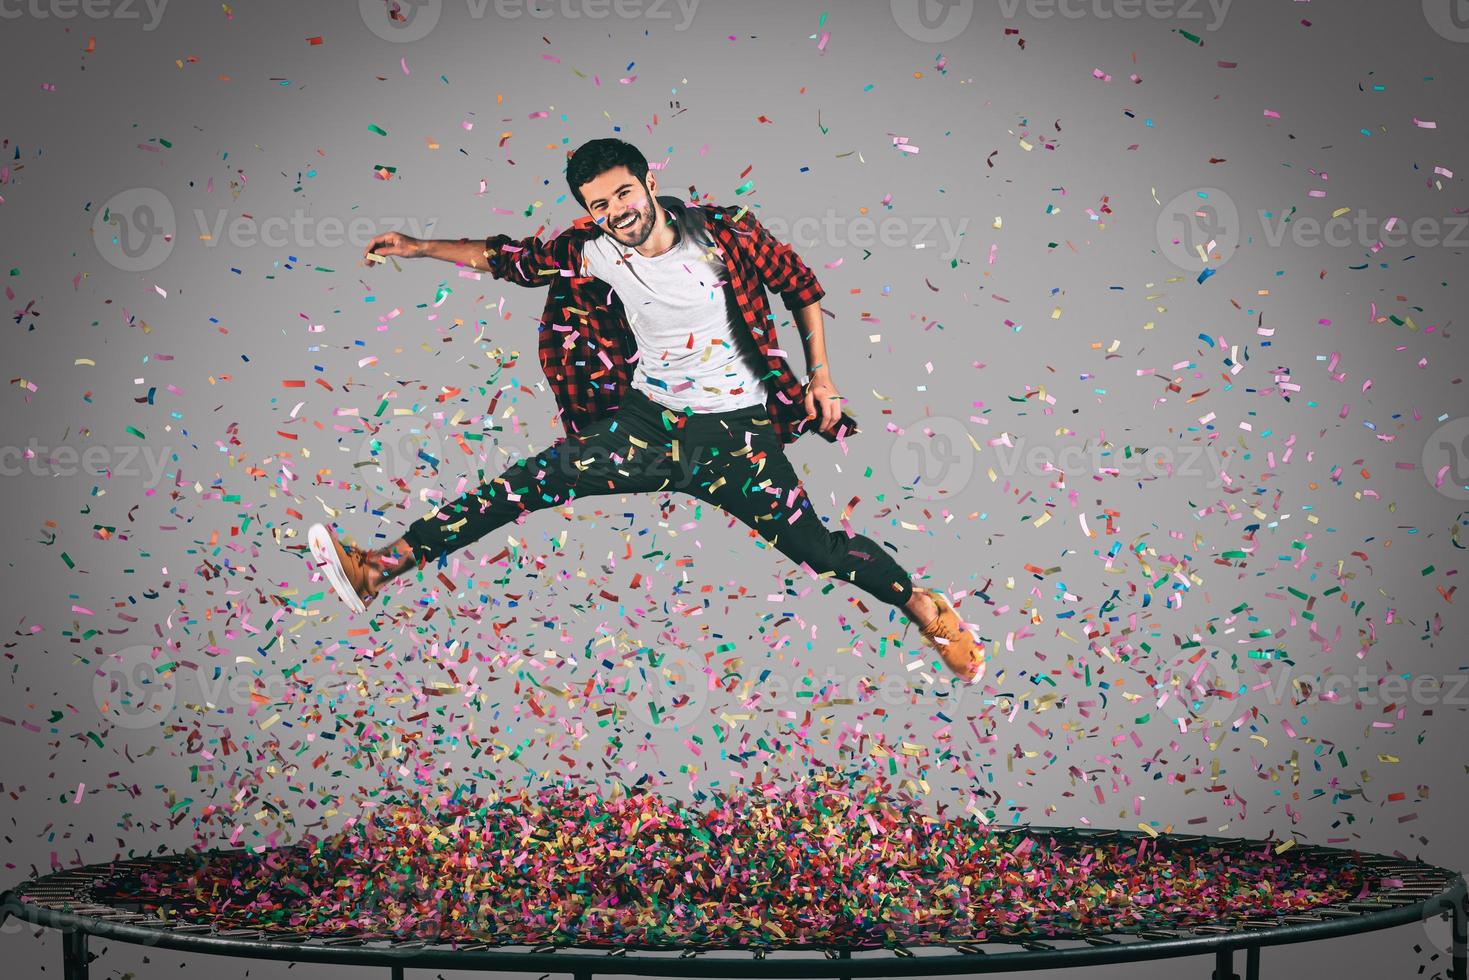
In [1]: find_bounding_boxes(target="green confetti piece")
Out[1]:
[126,425,146,439]
[61,552,74,568]
[368,124,388,136]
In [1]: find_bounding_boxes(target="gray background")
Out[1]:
[2,0,1467,977]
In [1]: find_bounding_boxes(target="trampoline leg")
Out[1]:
[838,947,852,980]
[62,929,88,980]
[389,968,404,980]
[1213,946,1237,980]
[1452,890,1467,980]
[1245,945,1260,980]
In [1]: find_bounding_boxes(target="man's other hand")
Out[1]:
[803,375,844,435]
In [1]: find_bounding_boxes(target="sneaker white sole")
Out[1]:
[307,522,366,613]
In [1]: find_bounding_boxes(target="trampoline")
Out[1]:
[4,825,1464,980]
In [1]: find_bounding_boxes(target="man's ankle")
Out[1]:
[376,539,419,582]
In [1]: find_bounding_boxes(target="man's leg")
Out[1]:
[398,400,675,568]
[678,415,916,608]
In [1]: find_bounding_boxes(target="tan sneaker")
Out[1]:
[307,523,381,613]
[913,587,985,683]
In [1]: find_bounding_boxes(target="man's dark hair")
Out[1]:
[566,138,649,210]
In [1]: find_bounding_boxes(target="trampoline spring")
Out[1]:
[1137,931,1181,941]
[1375,895,1425,906]
[608,946,629,957]
[1017,940,1055,952]
[679,948,698,959]
[1081,935,1121,946]
[1345,901,1395,912]
[955,943,987,954]
[167,923,212,934]
[890,944,915,957]
[752,946,769,960]
[1240,919,1282,930]
[1282,914,1325,924]
[530,943,559,954]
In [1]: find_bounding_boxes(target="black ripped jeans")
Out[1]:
[399,385,915,607]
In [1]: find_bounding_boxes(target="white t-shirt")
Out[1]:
[580,220,770,414]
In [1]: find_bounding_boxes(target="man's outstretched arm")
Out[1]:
[361,231,566,288]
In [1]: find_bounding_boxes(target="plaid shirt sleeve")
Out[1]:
[727,209,827,312]
[480,230,569,287]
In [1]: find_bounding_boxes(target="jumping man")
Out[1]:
[307,138,984,683]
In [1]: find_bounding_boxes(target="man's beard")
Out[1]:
[608,196,653,246]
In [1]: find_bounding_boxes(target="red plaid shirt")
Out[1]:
[479,196,858,446]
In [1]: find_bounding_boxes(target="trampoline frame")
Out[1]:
[3,827,1464,980]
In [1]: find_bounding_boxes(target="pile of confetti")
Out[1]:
[92,776,1372,948]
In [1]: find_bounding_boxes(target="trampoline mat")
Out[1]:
[85,781,1392,950]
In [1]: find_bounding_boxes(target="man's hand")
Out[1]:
[362,232,425,267]
[803,374,844,435]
